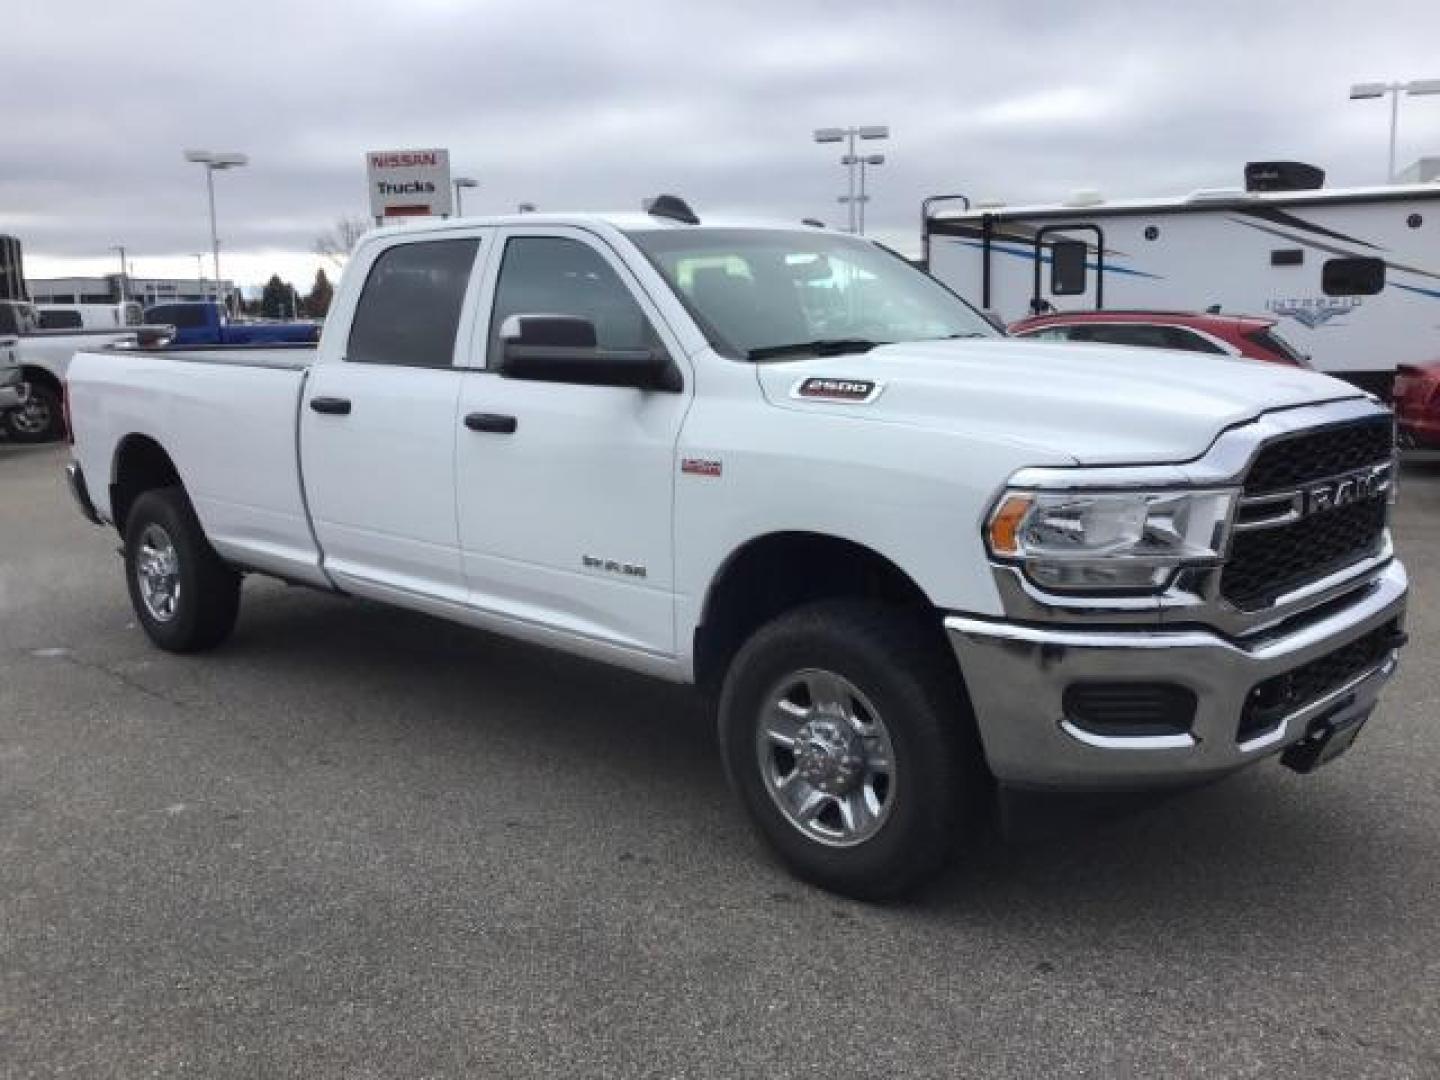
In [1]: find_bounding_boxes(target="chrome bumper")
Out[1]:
[946,560,1408,789]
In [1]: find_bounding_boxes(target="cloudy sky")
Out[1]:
[5,0,1439,290]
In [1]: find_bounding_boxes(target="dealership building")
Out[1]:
[25,273,236,308]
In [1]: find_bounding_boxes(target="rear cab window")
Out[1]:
[347,239,480,367]
[147,304,209,329]
[38,309,83,330]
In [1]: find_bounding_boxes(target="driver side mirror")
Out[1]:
[498,314,681,392]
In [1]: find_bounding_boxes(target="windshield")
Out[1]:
[627,228,997,359]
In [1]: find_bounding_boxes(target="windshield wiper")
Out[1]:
[746,338,887,362]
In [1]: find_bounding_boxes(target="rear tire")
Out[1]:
[718,600,986,900]
[4,382,64,443]
[124,487,241,653]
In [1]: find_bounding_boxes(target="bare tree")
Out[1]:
[313,215,371,269]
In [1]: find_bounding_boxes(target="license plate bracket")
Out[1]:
[1281,697,1372,774]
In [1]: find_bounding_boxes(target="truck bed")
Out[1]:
[67,345,327,588]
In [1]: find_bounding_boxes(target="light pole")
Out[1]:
[183,149,248,309]
[111,245,128,303]
[840,153,884,235]
[814,125,888,233]
[1349,79,1440,182]
[453,176,478,216]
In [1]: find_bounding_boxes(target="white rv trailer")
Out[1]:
[924,169,1440,395]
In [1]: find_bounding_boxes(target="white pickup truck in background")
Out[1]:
[64,201,1409,897]
[0,299,168,442]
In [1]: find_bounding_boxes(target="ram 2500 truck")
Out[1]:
[64,202,1409,898]
[143,301,321,348]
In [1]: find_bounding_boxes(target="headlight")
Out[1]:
[987,488,1236,593]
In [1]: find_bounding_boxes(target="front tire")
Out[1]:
[4,382,64,443]
[124,487,241,653]
[718,600,986,900]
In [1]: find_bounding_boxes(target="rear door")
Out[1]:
[300,234,487,604]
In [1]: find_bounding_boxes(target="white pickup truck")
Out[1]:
[65,201,1409,897]
[0,299,169,442]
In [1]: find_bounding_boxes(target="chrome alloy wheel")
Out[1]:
[756,669,897,847]
[136,524,182,623]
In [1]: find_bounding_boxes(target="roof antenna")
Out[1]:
[644,194,699,225]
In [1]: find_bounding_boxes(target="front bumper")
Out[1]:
[946,560,1408,789]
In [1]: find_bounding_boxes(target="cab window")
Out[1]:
[488,236,659,364]
[347,239,480,368]
[147,304,209,329]
[38,309,83,329]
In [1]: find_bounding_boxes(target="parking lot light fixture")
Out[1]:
[453,176,478,216]
[183,149,248,308]
[1349,80,1440,182]
[814,125,890,233]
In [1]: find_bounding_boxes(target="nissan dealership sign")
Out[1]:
[366,148,452,219]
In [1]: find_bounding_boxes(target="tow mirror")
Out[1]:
[498,314,680,392]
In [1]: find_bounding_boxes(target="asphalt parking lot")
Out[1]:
[2,441,1438,1079]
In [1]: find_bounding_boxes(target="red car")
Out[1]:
[1394,359,1440,451]
[1008,309,1311,367]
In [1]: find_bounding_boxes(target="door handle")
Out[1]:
[464,412,518,434]
[309,396,352,415]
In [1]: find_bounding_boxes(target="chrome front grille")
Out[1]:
[1221,417,1394,611]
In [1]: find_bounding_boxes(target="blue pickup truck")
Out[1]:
[143,301,320,347]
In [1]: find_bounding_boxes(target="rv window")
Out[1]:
[1322,257,1385,297]
[1270,249,1304,267]
[1050,241,1088,296]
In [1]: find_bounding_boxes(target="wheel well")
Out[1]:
[19,365,61,395]
[110,435,182,533]
[693,532,938,694]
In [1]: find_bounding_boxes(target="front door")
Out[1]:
[454,227,690,657]
[300,235,486,604]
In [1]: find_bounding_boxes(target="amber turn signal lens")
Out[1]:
[987,493,1034,556]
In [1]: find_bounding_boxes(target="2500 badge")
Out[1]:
[792,377,881,403]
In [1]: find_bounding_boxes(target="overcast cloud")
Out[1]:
[5,0,1439,287]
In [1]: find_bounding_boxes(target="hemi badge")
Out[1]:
[682,458,723,477]
[792,377,881,403]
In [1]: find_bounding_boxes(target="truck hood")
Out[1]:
[756,338,1366,465]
